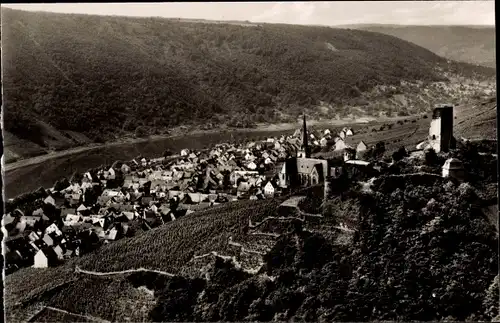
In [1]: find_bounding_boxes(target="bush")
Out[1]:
[392,146,408,162]
[135,126,149,138]
[424,148,438,166]
[163,150,174,157]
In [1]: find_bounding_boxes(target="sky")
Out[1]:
[2,1,495,26]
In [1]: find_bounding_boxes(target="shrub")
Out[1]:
[424,148,438,166]
[392,146,408,162]
[135,126,149,138]
[163,150,174,157]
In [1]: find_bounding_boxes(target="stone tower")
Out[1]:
[428,105,455,153]
[297,113,310,158]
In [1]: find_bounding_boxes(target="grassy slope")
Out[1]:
[2,8,495,157]
[341,25,496,68]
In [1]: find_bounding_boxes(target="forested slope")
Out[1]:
[343,24,496,68]
[2,8,495,149]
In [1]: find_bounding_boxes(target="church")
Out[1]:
[279,115,340,190]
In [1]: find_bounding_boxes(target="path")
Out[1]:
[27,305,110,323]
[191,251,263,274]
[228,237,268,255]
[75,266,175,277]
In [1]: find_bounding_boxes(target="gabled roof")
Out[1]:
[60,208,77,217]
[237,181,251,192]
[296,158,327,176]
[77,204,87,212]
[37,247,59,263]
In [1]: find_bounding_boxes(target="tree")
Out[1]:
[392,146,408,162]
[163,149,174,158]
[365,141,386,162]
[424,148,438,166]
[135,126,148,138]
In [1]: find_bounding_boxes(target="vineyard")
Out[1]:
[73,198,284,274]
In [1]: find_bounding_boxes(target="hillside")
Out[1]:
[5,161,498,321]
[339,24,496,69]
[2,9,495,156]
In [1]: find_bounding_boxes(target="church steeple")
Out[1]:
[297,113,310,158]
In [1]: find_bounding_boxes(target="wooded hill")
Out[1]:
[2,8,495,149]
[340,24,496,69]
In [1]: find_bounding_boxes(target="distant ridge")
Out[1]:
[342,24,496,68]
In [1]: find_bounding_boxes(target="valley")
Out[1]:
[1,5,498,323]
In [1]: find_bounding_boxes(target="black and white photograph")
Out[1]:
[1,1,498,322]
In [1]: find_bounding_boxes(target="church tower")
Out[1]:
[297,113,310,158]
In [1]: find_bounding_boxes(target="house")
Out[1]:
[237,181,251,199]
[122,211,135,221]
[442,158,465,181]
[121,163,131,174]
[23,215,42,227]
[320,137,329,147]
[69,194,82,206]
[33,248,59,268]
[82,172,93,183]
[263,181,275,197]
[42,234,54,247]
[181,149,190,156]
[76,204,88,215]
[356,141,368,159]
[108,168,116,180]
[246,161,257,171]
[345,128,354,136]
[64,214,82,226]
[334,139,349,151]
[45,223,62,236]
[53,245,64,260]
[339,131,346,140]
[44,196,56,206]
[104,227,120,241]
[344,148,356,161]
[28,231,41,242]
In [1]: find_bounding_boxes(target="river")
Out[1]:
[4,128,300,199]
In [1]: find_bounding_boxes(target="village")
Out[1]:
[2,105,470,274]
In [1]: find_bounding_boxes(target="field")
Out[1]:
[28,276,156,322]
[73,199,283,273]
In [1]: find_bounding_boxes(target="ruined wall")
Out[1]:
[439,106,454,152]
[429,116,442,152]
[428,106,454,152]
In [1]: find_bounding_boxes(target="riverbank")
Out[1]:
[4,116,402,173]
